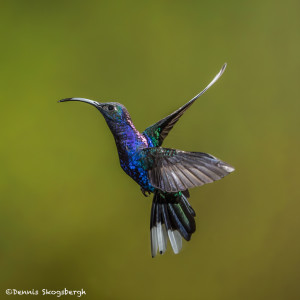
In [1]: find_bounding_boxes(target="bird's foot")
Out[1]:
[140,187,151,197]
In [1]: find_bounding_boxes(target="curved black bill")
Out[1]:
[58,98,101,108]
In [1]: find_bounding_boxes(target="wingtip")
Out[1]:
[222,165,235,173]
[188,62,228,102]
[219,63,227,76]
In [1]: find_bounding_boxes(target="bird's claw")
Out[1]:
[141,187,151,197]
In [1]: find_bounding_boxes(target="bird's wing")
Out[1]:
[142,63,227,147]
[140,147,234,193]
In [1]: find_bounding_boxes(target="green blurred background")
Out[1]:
[1,1,300,299]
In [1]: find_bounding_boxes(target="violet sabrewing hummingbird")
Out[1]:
[59,63,234,257]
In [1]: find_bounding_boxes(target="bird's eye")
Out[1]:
[108,105,114,111]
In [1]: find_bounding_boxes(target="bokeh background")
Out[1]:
[1,1,300,299]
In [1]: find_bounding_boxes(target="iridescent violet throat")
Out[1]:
[59,63,234,257]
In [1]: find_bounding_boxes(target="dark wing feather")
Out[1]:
[141,147,234,193]
[143,64,227,147]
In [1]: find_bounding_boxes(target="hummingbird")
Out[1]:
[59,63,234,257]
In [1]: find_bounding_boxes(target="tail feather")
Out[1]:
[181,193,196,217]
[167,202,190,241]
[156,200,167,254]
[150,195,158,257]
[172,201,196,234]
[150,190,196,257]
[161,202,181,254]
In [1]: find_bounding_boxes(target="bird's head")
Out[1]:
[58,98,132,126]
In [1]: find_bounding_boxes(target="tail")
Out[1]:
[150,190,196,257]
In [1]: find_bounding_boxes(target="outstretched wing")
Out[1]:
[140,147,234,193]
[143,63,227,147]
